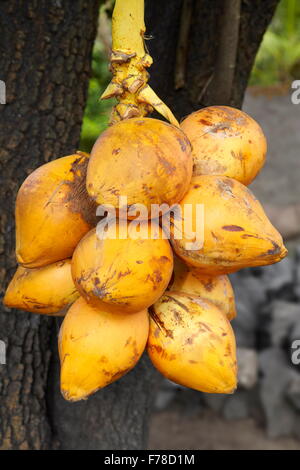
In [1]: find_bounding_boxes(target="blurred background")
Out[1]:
[81,0,300,450]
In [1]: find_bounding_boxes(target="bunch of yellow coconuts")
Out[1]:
[4,106,287,401]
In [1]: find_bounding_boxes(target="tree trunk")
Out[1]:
[0,0,280,450]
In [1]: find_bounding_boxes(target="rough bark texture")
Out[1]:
[0,0,281,451]
[145,0,280,118]
[0,0,100,450]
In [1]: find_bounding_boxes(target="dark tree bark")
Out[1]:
[0,0,100,450]
[146,0,280,117]
[0,0,280,451]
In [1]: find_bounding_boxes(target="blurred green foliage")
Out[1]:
[80,0,300,151]
[250,0,300,86]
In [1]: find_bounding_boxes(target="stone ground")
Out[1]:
[148,89,300,450]
[149,410,300,450]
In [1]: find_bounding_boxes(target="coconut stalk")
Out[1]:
[101,0,179,126]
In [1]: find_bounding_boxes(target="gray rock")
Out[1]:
[258,256,294,293]
[223,391,249,421]
[244,275,268,306]
[290,321,300,344]
[154,389,176,411]
[265,400,296,439]
[270,300,300,347]
[230,273,266,310]
[237,348,258,389]
[230,273,267,348]
[294,246,300,299]
[259,348,296,438]
[231,302,256,348]
[286,371,300,410]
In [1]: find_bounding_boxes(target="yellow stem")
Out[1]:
[101,0,179,127]
[112,0,145,57]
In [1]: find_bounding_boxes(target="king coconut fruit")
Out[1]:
[4,259,79,315]
[169,175,287,274]
[59,296,149,401]
[180,106,267,185]
[86,117,193,218]
[147,292,237,393]
[71,220,173,313]
[16,152,97,268]
[168,256,236,321]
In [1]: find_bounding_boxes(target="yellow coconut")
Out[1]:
[169,175,287,274]
[86,117,193,217]
[147,292,237,393]
[181,106,267,185]
[71,220,173,313]
[168,256,236,320]
[4,259,78,315]
[59,296,149,401]
[16,152,97,268]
